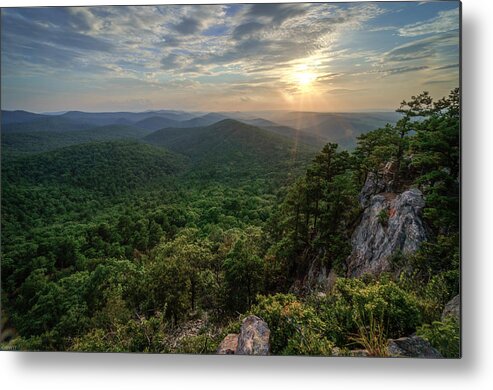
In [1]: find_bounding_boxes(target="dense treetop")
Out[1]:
[1,90,460,357]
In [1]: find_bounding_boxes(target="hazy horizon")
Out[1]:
[5,107,400,115]
[1,2,459,113]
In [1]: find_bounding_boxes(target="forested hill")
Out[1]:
[3,140,186,194]
[1,116,94,134]
[1,90,460,357]
[1,125,156,154]
[144,119,309,157]
[144,119,317,182]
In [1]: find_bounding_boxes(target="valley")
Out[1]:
[0,90,460,357]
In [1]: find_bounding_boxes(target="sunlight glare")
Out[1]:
[291,63,318,91]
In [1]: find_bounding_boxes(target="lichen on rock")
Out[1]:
[347,185,427,277]
[216,315,270,356]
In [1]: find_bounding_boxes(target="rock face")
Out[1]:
[442,294,460,321]
[216,334,239,355]
[359,171,391,208]
[387,336,442,358]
[216,315,270,356]
[347,187,427,277]
[236,315,270,356]
[303,257,338,293]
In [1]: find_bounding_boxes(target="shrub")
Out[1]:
[250,294,333,356]
[314,277,422,346]
[417,317,460,358]
[175,333,220,354]
[349,312,389,357]
[398,268,459,323]
[71,312,170,353]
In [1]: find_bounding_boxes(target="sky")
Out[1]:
[0,1,460,113]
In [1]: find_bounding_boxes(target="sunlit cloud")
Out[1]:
[398,7,459,37]
[1,2,460,112]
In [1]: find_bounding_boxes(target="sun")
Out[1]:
[291,64,318,91]
[295,70,317,87]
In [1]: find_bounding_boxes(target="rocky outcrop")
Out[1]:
[216,334,239,355]
[359,162,397,208]
[442,294,460,321]
[236,315,270,355]
[216,315,270,356]
[303,257,338,293]
[387,336,442,358]
[347,187,427,277]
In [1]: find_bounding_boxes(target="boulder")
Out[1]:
[216,333,239,355]
[347,188,427,277]
[442,294,460,321]
[387,336,442,358]
[235,315,270,356]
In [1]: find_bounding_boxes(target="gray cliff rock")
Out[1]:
[303,257,338,293]
[359,162,397,208]
[387,336,442,358]
[441,294,460,321]
[347,188,427,277]
[359,172,389,208]
[235,315,270,356]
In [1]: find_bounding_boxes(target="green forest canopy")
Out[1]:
[1,89,460,356]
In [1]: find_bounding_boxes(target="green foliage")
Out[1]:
[223,228,265,313]
[71,312,170,353]
[354,124,401,182]
[377,208,389,226]
[250,294,334,356]
[1,125,156,154]
[175,333,221,354]
[417,317,460,358]
[313,278,422,346]
[349,312,390,357]
[3,140,186,196]
[144,119,316,185]
[269,143,360,279]
[397,234,460,322]
[1,90,460,354]
[406,89,460,234]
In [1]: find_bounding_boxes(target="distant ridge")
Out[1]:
[2,109,402,150]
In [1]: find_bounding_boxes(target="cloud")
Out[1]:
[172,17,202,35]
[2,8,113,51]
[423,79,454,85]
[160,53,182,69]
[398,8,459,37]
[1,3,459,112]
[326,88,367,95]
[382,31,459,63]
[2,3,384,82]
[232,22,265,40]
[434,63,459,70]
[246,3,310,25]
[376,65,429,76]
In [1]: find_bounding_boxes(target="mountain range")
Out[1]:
[1,108,401,151]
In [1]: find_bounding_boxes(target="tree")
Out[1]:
[408,88,460,233]
[223,229,264,312]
